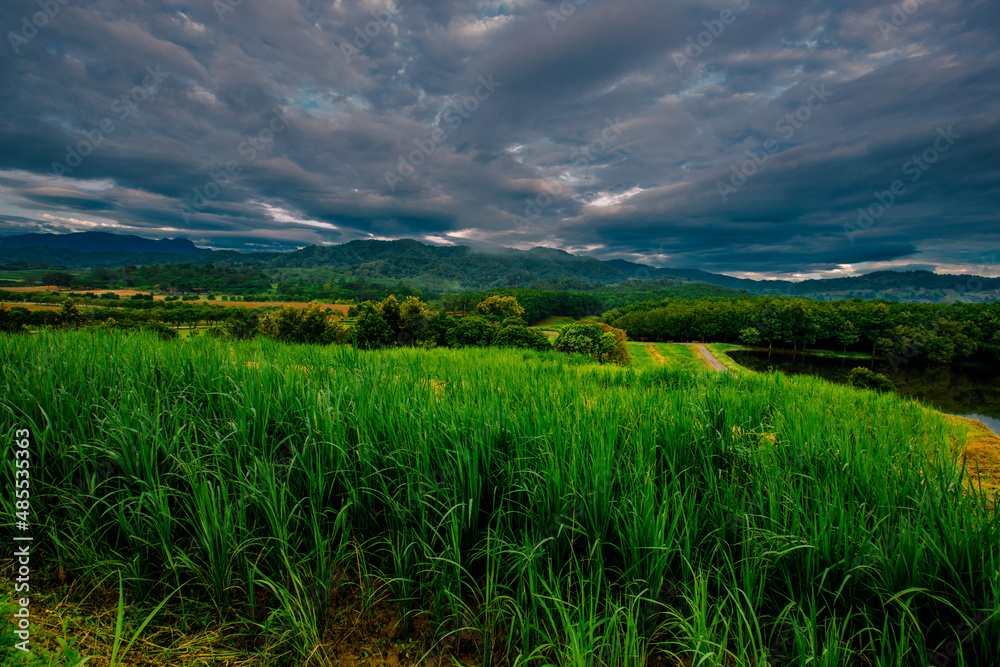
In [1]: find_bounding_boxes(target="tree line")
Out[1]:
[602,296,1000,365]
[0,294,632,365]
[249,295,630,364]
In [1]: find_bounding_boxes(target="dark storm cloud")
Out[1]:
[0,0,997,277]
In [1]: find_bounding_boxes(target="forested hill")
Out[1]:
[262,240,626,286]
[1,233,997,301]
[0,231,208,254]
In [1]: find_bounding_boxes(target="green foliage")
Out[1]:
[0,304,26,334]
[398,295,436,346]
[353,309,395,349]
[554,323,615,362]
[493,324,552,351]
[739,326,761,345]
[475,295,526,322]
[42,271,75,287]
[225,308,262,340]
[58,298,85,329]
[447,315,496,347]
[848,367,895,392]
[94,318,178,340]
[259,304,344,345]
[604,295,1000,366]
[445,289,603,324]
[599,322,632,365]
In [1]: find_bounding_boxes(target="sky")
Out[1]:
[1,0,998,280]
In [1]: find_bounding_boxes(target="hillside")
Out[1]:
[0,231,208,254]
[1,233,996,301]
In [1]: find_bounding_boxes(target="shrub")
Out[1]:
[0,304,27,334]
[598,322,632,365]
[555,322,631,364]
[352,309,395,349]
[448,316,496,348]
[493,324,552,351]
[475,295,525,322]
[94,319,178,340]
[259,305,343,345]
[848,366,895,392]
[225,309,262,340]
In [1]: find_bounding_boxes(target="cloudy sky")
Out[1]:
[1,0,998,279]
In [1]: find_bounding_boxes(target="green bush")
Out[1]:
[554,322,617,362]
[493,324,551,351]
[259,305,344,345]
[848,366,895,392]
[447,315,496,347]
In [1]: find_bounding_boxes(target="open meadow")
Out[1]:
[2,331,999,666]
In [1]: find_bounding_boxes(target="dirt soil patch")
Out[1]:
[947,415,1000,499]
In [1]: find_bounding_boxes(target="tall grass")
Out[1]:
[1,330,998,665]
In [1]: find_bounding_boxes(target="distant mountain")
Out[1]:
[653,268,1000,303]
[259,240,627,289]
[0,231,208,254]
[0,245,243,270]
[0,233,996,302]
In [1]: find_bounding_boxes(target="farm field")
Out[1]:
[1,331,999,666]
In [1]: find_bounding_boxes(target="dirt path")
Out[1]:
[680,343,730,373]
[696,344,730,373]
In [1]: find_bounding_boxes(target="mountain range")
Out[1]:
[0,231,207,255]
[1,232,997,303]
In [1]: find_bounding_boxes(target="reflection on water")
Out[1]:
[727,349,1000,435]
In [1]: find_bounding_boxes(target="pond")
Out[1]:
[726,349,1000,435]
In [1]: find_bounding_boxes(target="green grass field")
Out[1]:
[1,331,998,666]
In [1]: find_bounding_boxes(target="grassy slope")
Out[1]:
[1,332,998,666]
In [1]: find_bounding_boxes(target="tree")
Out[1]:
[259,305,342,345]
[398,295,434,346]
[598,323,631,365]
[448,316,496,347]
[427,309,458,347]
[739,326,761,346]
[835,319,861,352]
[989,330,1000,362]
[475,295,526,322]
[493,324,552,351]
[43,271,75,288]
[58,298,85,329]
[226,309,261,340]
[376,295,403,333]
[353,309,395,350]
[0,304,27,334]
[554,323,616,362]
